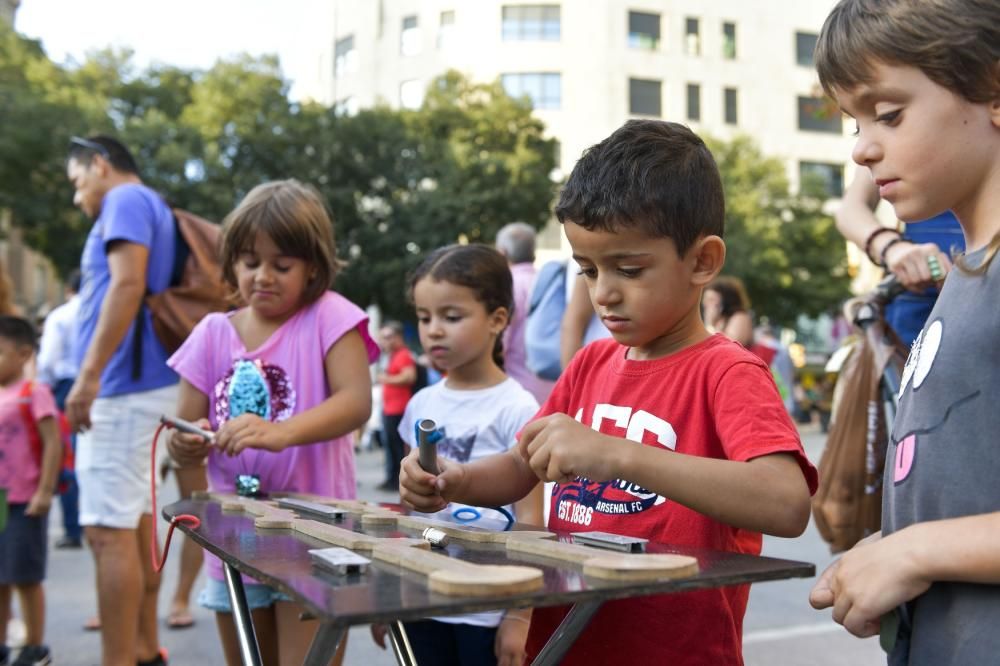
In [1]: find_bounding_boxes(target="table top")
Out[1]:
[164,498,815,627]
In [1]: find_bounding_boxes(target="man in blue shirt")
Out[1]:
[66,136,178,666]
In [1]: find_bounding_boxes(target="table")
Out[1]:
[164,498,814,666]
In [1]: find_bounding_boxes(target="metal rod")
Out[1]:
[532,600,603,666]
[417,418,438,473]
[223,563,263,666]
[302,623,346,666]
[388,620,418,666]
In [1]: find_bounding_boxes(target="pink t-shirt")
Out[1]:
[0,379,58,504]
[168,291,378,580]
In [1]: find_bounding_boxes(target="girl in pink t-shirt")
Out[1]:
[167,180,377,666]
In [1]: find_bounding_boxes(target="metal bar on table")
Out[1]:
[302,623,346,666]
[532,600,603,666]
[388,620,417,666]
[223,562,263,666]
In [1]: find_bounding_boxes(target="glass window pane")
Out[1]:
[502,5,560,41]
[797,96,844,133]
[722,22,736,59]
[800,161,844,197]
[687,83,701,121]
[724,87,738,124]
[796,31,818,66]
[629,78,662,116]
[628,11,660,50]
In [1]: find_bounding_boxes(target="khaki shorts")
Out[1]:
[76,384,179,529]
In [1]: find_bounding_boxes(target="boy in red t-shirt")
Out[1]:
[400,120,818,665]
[0,316,63,666]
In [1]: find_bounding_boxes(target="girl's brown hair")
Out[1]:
[408,244,513,369]
[220,180,342,304]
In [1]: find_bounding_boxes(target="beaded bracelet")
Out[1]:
[862,227,899,265]
[878,237,910,269]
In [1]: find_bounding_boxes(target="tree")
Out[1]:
[706,135,850,327]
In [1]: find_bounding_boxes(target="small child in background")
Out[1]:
[400,120,817,664]
[372,244,542,665]
[0,316,63,666]
[809,1,1000,663]
[166,180,377,666]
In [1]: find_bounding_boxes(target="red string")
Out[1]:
[150,422,202,573]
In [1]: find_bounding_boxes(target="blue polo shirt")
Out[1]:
[75,183,178,397]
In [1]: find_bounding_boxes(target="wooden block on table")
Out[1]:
[582,553,699,581]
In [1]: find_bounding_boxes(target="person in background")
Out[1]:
[0,316,63,666]
[66,135,180,666]
[836,172,964,347]
[702,276,754,347]
[495,222,555,404]
[376,321,415,491]
[36,270,82,550]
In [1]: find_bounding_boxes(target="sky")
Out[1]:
[14,0,333,99]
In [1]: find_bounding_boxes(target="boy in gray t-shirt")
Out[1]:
[808,1,1000,665]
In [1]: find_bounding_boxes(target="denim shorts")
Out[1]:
[199,577,293,613]
[0,504,47,585]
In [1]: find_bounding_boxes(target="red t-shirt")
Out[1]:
[382,347,415,416]
[525,334,818,665]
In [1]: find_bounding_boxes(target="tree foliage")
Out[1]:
[0,28,558,318]
[705,135,850,327]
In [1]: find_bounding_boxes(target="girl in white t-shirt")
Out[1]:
[371,244,542,666]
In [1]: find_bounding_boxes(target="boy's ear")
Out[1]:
[689,235,726,286]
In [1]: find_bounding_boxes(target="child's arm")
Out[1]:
[167,379,213,465]
[399,447,539,514]
[215,329,372,455]
[519,413,811,538]
[25,415,63,517]
[810,513,1000,637]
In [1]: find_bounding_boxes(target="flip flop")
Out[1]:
[83,616,101,631]
[166,610,195,630]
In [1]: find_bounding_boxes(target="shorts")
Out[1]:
[198,577,292,613]
[76,384,179,529]
[0,504,48,585]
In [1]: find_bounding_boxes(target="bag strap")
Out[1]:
[19,380,43,466]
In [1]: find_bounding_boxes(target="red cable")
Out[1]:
[150,422,202,573]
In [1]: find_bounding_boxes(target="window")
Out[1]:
[686,83,701,121]
[724,87,738,124]
[796,31,818,66]
[501,73,561,110]
[800,161,844,197]
[629,78,661,116]
[438,10,456,49]
[722,21,736,59]
[684,17,700,56]
[400,80,424,110]
[334,35,357,77]
[401,15,421,56]
[798,96,843,133]
[628,11,660,50]
[502,5,560,41]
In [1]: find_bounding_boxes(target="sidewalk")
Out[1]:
[33,425,884,665]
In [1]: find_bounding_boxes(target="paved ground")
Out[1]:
[18,423,885,665]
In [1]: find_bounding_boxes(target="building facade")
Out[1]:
[310,0,855,241]
[0,0,18,25]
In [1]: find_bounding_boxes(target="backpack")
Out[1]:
[524,260,567,381]
[21,380,74,495]
[132,208,231,379]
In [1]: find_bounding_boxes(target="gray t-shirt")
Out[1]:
[883,246,1000,665]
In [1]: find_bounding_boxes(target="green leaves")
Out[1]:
[707,135,849,326]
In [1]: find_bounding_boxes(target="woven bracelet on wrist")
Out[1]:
[863,227,899,265]
[878,237,909,269]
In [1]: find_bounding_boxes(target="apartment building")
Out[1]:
[309,1,854,215]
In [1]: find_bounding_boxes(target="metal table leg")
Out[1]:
[303,623,346,666]
[388,620,417,666]
[223,562,263,666]
[532,600,603,666]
